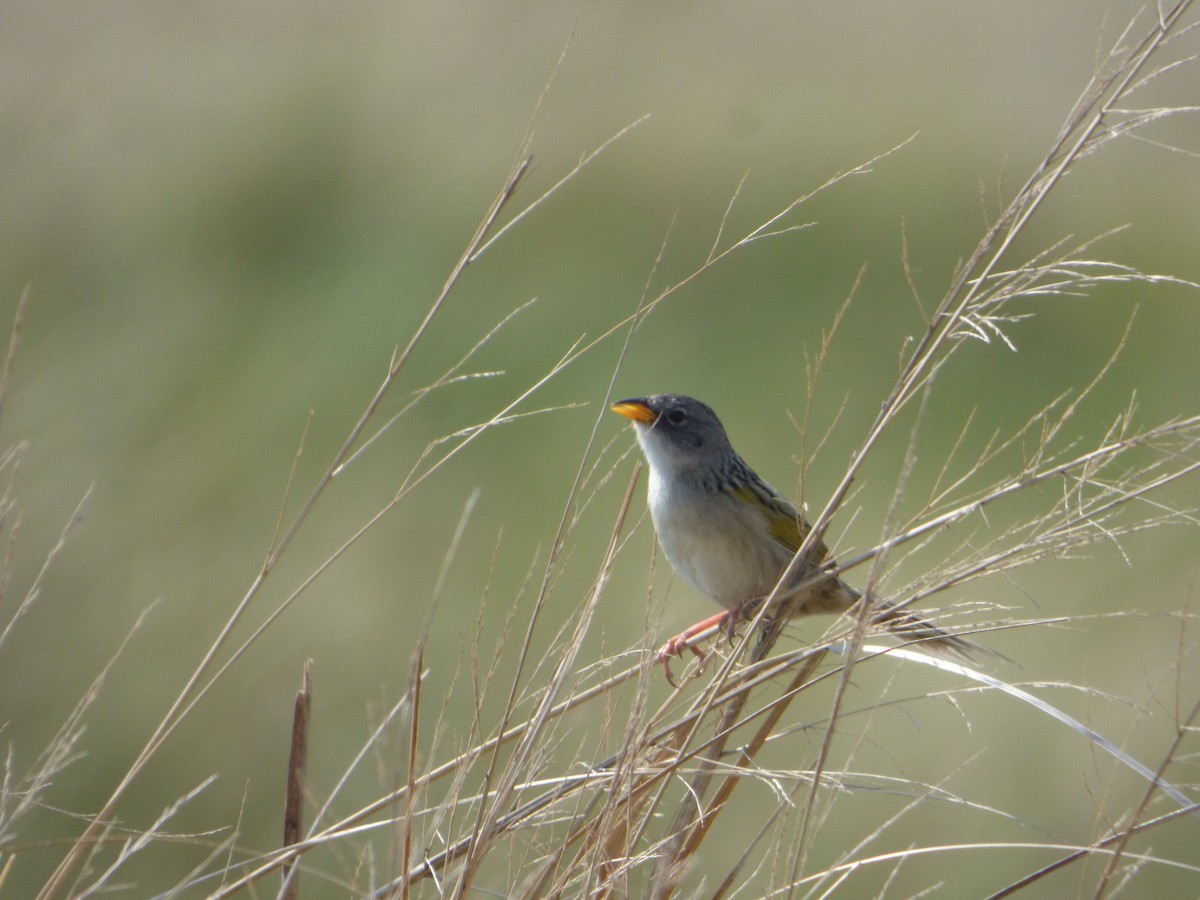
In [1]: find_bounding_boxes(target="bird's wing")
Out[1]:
[733,479,830,563]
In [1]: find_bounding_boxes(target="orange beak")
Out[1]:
[611,399,658,424]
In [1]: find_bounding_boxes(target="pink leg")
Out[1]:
[657,610,730,684]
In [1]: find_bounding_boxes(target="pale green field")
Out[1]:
[1,2,1197,897]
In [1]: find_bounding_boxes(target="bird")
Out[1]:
[611,393,976,679]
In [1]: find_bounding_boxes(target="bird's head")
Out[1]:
[611,394,734,476]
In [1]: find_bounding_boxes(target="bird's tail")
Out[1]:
[778,578,986,659]
[870,601,981,659]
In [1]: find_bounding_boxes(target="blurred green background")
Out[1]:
[1,1,1197,896]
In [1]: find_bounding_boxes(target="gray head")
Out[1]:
[611,394,736,477]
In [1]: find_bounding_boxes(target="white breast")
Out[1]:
[646,466,788,610]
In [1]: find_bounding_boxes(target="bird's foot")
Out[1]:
[656,610,730,686]
[725,598,765,644]
[656,636,706,687]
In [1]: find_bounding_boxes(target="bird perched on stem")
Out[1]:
[612,394,976,681]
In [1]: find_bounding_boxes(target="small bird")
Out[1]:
[612,394,975,678]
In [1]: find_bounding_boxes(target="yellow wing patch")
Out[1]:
[731,483,832,565]
[731,485,802,551]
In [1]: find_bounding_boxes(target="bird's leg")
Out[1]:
[656,598,775,683]
[656,610,730,684]
[722,596,773,645]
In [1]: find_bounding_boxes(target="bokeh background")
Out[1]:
[1,1,1198,896]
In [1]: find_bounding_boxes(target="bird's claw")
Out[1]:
[656,635,707,687]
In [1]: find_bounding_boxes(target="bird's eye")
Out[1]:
[666,408,687,425]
